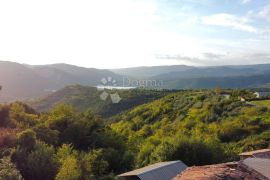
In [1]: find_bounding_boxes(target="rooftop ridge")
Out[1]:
[139,160,182,176]
[118,160,183,176]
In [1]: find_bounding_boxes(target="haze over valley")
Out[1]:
[1,61,270,102]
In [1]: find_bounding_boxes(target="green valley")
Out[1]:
[1,88,270,179]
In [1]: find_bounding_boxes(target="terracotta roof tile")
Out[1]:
[173,162,254,180]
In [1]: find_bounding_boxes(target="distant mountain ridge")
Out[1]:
[163,73,270,89]
[110,65,193,77]
[0,61,121,102]
[112,64,270,79]
[1,61,270,102]
[152,66,263,80]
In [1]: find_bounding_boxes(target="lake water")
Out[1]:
[96,85,136,90]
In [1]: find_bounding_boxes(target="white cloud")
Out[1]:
[247,4,270,21]
[201,13,257,33]
[0,0,268,68]
[258,4,270,21]
[0,0,164,68]
[263,27,270,33]
[0,0,216,68]
[156,52,270,66]
[241,0,252,4]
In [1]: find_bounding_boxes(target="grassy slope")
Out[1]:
[250,100,270,108]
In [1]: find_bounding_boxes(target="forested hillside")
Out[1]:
[28,85,170,117]
[164,73,270,89]
[110,89,270,167]
[0,102,132,180]
[0,89,270,179]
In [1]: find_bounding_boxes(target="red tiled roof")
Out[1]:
[173,162,254,180]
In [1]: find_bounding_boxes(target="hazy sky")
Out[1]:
[0,0,270,68]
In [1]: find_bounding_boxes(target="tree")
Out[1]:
[26,142,57,180]
[12,140,58,180]
[17,129,36,151]
[80,150,108,179]
[151,141,175,163]
[33,124,59,146]
[214,86,222,95]
[102,148,124,173]
[56,156,81,180]
[0,157,23,180]
[0,105,10,127]
[9,102,38,128]
[136,141,156,167]
[55,144,78,164]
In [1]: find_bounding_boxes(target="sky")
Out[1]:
[0,0,269,69]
